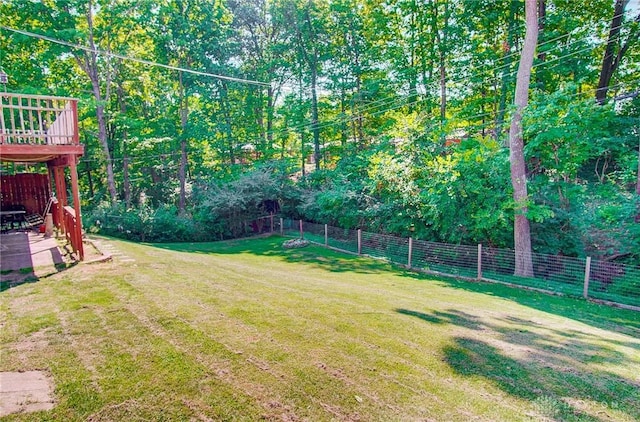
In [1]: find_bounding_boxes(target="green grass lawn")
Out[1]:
[1,235,639,421]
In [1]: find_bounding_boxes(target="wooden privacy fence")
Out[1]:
[0,173,50,215]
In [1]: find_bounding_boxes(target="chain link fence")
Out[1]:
[283,219,639,309]
[94,214,639,309]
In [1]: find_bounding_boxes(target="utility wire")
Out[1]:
[0,25,271,87]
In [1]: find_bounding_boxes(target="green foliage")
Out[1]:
[85,202,206,242]
[523,86,640,260]
[524,85,618,182]
[2,0,639,264]
[197,163,300,238]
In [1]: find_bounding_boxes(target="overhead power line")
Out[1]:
[0,25,271,87]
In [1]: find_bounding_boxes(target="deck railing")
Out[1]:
[0,93,79,145]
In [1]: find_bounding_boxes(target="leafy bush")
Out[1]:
[85,203,212,242]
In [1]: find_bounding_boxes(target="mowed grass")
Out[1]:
[1,236,639,421]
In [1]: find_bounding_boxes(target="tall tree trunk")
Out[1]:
[537,0,546,61]
[637,139,640,196]
[298,73,306,177]
[253,89,265,159]
[83,0,117,204]
[509,0,538,278]
[178,71,188,215]
[219,82,235,166]
[408,8,418,114]
[340,85,347,148]
[432,1,448,126]
[310,64,320,170]
[350,22,364,146]
[536,0,546,90]
[439,49,446,123]
[123,156,131,208]
[117,82,131,208]
[85,160,94,199]
[596,0,638,104]
[267,85,274,155]
[496,0,518,141]
[636,135,640,222]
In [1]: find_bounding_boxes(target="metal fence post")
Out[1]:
[408,237,413,268]
[270,214,274,233]
[357,229,362,255]
[280,218,283,236]
[299,219,303,239]
[583,256,591,299]
[477,244,482,280]
[324,224,328,246]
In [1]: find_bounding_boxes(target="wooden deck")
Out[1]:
[1,92,85,260]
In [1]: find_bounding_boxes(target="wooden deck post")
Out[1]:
[69,155,84,260]
[53,167,67,234]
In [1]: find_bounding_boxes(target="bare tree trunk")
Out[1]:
[596,0,636,104]
[310,64,320,170]
[432,1,448,126]
[496,0,518,141]
[117,82,131,208]
[83,0,117,204]
[537,0,546,61]
[123,156,130,208]
[637,139,640,196]
[219,82,235,166]
[340,85,347,148]
[178,71,188,215]
[289,2,321,171]
[350,22,364,146]
[509,0,538,278]
[85,159,94,199]
[439,50,446,123]
[267,85,274,155]
[636,134,640,222]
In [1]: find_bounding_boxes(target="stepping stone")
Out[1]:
[0,371,55,416]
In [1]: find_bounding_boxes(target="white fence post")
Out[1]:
[583,256,591,299]
[299,220,303,239]
[408,237,413,268]
[324,224,328,246]
[280,218,283,236]
[477,244,482,280]
[357,229,362,255]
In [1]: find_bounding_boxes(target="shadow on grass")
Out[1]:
[135,235,640,337]
[445,336,639,421]
[147,235,396,275]
[0,261,78,292]
[411,272,640,337]
[397,307,640,421]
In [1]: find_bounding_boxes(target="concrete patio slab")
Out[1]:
[0,232,64,271]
